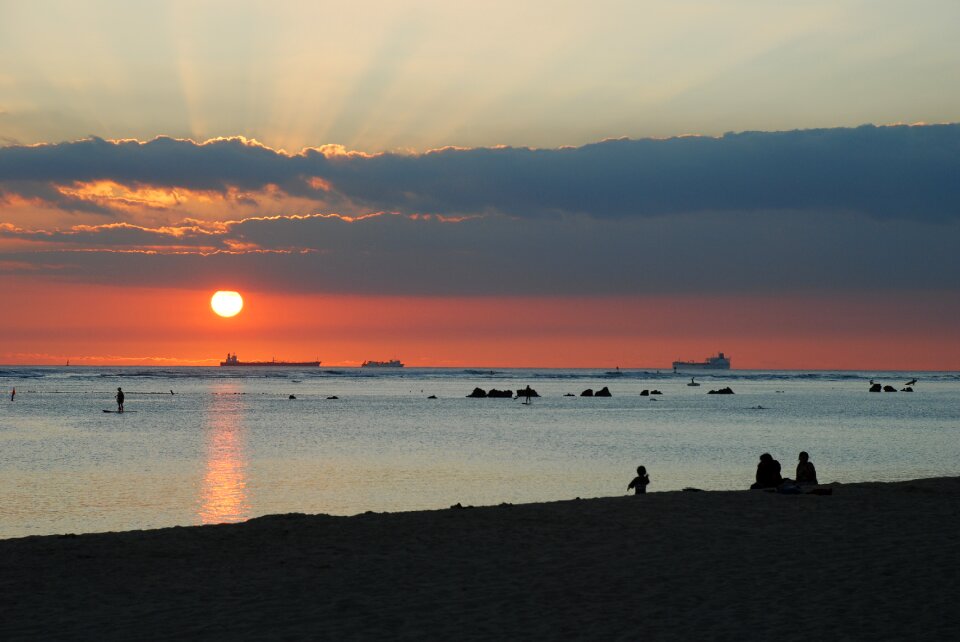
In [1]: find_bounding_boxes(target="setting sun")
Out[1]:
[211,291,243,317]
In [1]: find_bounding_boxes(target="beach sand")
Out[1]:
[3,477,959,640]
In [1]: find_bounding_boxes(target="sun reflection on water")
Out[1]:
[197,387,250,525]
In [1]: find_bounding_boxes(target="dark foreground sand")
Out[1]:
[3,477,960,641]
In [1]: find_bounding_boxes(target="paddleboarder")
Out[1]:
[116,387,125,413]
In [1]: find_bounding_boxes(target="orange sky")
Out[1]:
[3,277,957,369]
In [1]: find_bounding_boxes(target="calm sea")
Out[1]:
[1,366,958,539]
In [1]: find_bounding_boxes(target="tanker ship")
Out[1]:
[361,359,404,368]
[220,353,320,367]
[671,352,730,372]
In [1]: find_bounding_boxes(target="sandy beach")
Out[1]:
[2,477,959,641]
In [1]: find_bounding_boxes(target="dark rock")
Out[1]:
[594,386,612,397]
[427,394,438,399]
[327,395,339,400]
[288,394,296,399]
[650,390,662,395]
[640,389,649,396]
[487,388,514,398]
[466,387,487,398]
[869,383,882,392]
[580,389,594,397]
[901,387,913,392]
[516,386,540,398]
[707,387,735,395]
[883,385,897,392]
[563,393,575,397]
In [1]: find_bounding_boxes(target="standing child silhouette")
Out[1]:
[628,465,650,494]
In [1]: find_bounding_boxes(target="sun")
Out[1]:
[211,291,243,317]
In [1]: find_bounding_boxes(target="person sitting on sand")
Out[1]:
[796,451,818,484]
[116,387,125,413]
[750,453,782,489]
[628,466,650,495]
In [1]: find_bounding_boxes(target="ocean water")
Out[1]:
[1,366,958,539]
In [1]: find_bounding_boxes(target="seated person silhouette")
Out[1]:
[750,453,782,489]
[795,451,818,484]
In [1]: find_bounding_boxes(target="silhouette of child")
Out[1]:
[796,451,818,484]
[628,466,650,494]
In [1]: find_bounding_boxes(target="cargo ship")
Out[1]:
[220,353,320,367]
[361,359,404,368]
[672,352,730,372]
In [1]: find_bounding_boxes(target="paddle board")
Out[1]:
[102,410,137,413]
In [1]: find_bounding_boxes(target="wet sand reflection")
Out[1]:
[198,387,250,524]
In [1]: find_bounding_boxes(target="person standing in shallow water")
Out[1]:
[796,451,818,484]
[116,387,125,413]
[628,466,650,494]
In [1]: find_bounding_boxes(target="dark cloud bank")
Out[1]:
[1,124,959,295]
[2,124,959,220]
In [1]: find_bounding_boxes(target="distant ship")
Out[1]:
[220,353,320,367]
[672,352,731,372]
[361,359,404,368]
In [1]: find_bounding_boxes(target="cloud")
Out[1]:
[2,124,959,296]
[2,124,960,221]
[2,209,958,296]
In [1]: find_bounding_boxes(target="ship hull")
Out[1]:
[671,362,730,371]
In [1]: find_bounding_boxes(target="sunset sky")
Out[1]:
[2,0,959,368]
